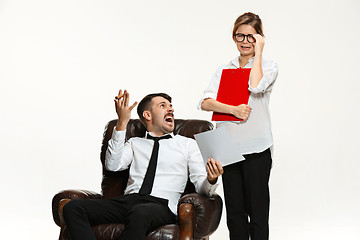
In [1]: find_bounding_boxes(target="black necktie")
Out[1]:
[139,134,172,196]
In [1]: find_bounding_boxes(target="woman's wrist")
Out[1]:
[228,105,236,116]
[254,50,262,58]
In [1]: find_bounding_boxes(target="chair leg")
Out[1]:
[178,203,194,240]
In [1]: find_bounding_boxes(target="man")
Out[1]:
[63,90,223,240]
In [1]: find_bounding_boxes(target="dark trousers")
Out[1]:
[63,193,176,240]
[222,148,272,240]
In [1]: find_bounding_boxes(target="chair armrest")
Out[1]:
[52,189,103,226]
[178,193,223,239]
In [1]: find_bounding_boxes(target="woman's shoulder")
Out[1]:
[261,57,279,73]
[262,58,278,67]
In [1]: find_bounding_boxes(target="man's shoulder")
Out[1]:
[171,135,200,159]
[173,135,197,148]
[127,136,147,143]
[173,134,195,141]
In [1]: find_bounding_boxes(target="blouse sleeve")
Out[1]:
[248,60,279,94]
[197,66,224,110]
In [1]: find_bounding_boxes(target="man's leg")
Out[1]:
[242,148,272,240]
[222,161,249,240]
[119,201,176,240]
[63,197,131,240]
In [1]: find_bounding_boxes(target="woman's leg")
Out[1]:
[222,161,249,240]
[242,148,272,240]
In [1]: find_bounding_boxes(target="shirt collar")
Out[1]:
[231,56,254,68]
[145,131,174,138]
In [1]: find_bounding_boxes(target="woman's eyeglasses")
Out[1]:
[234,33,256,43]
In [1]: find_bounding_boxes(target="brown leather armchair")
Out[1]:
[52,119,223,240]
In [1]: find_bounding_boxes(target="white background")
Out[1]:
[1,0,359,239]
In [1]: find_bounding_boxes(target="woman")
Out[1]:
[199,12,278,240]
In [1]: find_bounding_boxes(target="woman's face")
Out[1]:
[234,24,257,58]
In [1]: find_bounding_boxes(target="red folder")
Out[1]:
[211,68,251,121]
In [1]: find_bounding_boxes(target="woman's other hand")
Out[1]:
[230,104,252,121]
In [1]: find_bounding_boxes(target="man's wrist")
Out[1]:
[208,177,218,185]
[115,119,128,131]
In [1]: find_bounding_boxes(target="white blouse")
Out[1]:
[198,56,279,156]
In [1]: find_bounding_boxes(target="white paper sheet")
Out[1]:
[194,127,245,167]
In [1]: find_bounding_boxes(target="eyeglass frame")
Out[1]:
[233,33,256,43]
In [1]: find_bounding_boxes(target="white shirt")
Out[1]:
[105,128,218,215]
[198,56,279,155]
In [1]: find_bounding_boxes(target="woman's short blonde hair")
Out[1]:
[232,12,264,39]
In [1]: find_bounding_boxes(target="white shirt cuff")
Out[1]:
[203,179,219,196]
[112,127,126,142]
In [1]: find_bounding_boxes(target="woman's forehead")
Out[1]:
[236,24,256,34]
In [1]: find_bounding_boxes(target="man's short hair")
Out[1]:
[137,93,172,126]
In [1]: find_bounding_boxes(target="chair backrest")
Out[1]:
[100,119,213,199]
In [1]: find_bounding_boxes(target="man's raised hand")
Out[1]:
[114,90,138,131]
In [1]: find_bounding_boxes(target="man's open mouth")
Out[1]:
[164,113,174,123]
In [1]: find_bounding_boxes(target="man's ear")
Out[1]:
[143,110,151,121]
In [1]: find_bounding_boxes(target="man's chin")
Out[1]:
[163,125,174,134]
